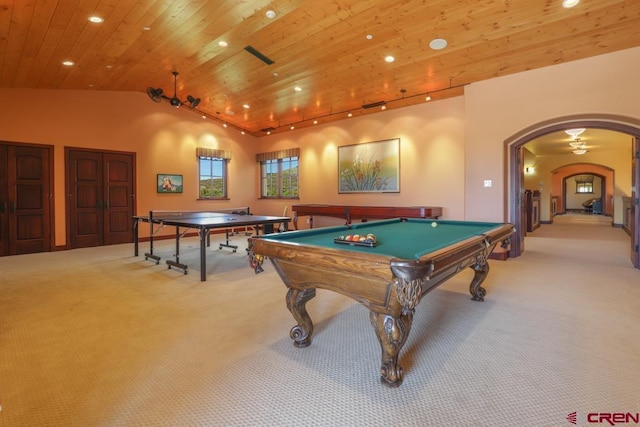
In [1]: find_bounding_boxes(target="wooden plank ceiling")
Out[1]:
[1,0,639,137]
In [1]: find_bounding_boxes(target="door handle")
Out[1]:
[9,201,15,213]
[105,200,110,209]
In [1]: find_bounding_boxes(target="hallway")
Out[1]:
[523,212,632,268]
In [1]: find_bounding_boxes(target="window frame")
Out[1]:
[575,181,594,194]
[260,156,299,199]
[198,156,229,200]
[575,175,594,194]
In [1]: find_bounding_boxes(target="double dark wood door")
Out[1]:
[67,149,135,248]
[0,143,53,256]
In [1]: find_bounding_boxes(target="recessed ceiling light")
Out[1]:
[366,34,373,40]
[562,0,580,8]
[142,26,151,31]
[88,16,104,23]
[294,86,302,92]
[266,10,276,19]
[429,38,448,50]
[243,104,250,109]
[384,55,395,63]
[62,60,74,66]
[219,41,228,47]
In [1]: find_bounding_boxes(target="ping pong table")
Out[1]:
[133,209,290,281]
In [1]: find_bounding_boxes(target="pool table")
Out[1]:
[248,218,514,387]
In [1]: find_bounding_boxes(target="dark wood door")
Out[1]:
[517,146,526,252]
[631,137,639,268]
[0,145,7,256]
[67,149,135,248]
[103,152,135,245]
[0,143,53,256]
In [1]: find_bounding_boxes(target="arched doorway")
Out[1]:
[552,166,613,216]
[505,115,640,268]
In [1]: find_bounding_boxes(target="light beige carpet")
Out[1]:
[1,215,639,426]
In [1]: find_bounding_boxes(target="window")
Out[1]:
[257,148,300,199]
[197,148,231,199]
[576,181,593,193]
[575,175,594,194]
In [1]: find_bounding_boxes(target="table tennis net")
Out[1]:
[147,207,252,220]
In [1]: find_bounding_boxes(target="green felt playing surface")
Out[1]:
[262,218,503,260]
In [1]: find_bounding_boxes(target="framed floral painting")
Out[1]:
[338,138,400,193]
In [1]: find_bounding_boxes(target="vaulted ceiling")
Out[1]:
[1,0,639,137]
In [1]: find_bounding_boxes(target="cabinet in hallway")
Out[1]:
[0,142,53,256]
[66,148,136,249]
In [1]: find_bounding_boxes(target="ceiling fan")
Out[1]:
[146,71,200,108]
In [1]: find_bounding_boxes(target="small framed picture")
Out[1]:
[157,174,183,193]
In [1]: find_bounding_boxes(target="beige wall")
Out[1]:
[464,46,640,222]
[255,96,467,227]
[1,46,639,247]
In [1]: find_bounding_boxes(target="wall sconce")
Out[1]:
[525,166,535,174]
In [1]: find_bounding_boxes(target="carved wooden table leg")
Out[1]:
[286,287,316,348]
[369,310,414,387]
[469,252,490,301]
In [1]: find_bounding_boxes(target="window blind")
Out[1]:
[256,148,300,162]
[196,147,232,160]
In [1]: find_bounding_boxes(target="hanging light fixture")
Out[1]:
[570,136,587,154]
[146,71,201,109]
[569,138,585,148]
[565,128,586,138]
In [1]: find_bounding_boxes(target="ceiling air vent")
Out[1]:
[244,45,274,65]
[362,101,386,109]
